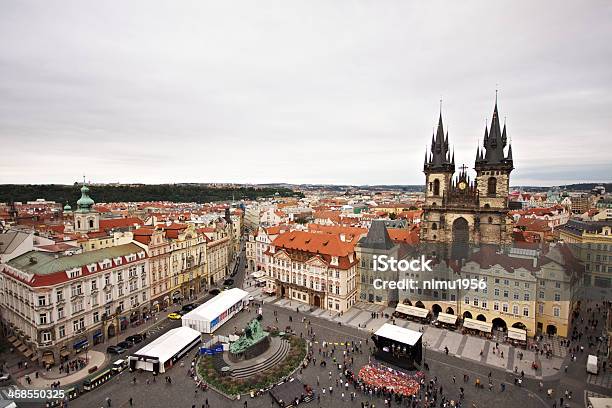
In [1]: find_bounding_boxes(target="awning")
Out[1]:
[507,327,527,341]
[7,335,17,343]
[436,312,458,325]
[42,353,55,365]
[251,271,265,279]
[395,304,429,319]
[73,339,88,350]
[18,344,28,353]
[12,340,22,348]
[60,349,71,357]
[24,349,34,358]
[93,331,103,339]
[463,318,492,333]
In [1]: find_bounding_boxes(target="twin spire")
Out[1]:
[424,95,514,173]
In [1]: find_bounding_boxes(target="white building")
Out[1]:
[0,243,149,366]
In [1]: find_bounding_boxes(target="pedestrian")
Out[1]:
[129,397,133,406]
[106,397,112,407]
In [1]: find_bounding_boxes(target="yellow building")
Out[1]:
[559,219,612,297]
[399,244,579,338]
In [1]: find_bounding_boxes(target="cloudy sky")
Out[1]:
[1,1,610,186]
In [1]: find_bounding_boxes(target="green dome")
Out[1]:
[76,184,95,212]
[63,203,72,211]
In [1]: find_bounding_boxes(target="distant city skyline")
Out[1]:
[1,1,611,186]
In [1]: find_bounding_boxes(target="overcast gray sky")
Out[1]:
[1,1,610,186]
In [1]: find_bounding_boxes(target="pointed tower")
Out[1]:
[473,95,514,246]
[423,109,455,208]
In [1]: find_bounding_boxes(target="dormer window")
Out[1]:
[331,256,339,266]
[67,267,82,279]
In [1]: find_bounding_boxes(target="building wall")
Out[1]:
[0,249,149,364]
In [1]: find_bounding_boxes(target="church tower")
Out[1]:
[74,184,100,233]
[420,95,515,255]
[423,112,455,207]
[474,96,514,245]
[475,96,514,209]
[421,110,455,243]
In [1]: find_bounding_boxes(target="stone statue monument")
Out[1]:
[229,318,270,361]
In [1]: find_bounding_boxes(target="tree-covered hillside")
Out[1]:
[0,184,303,205]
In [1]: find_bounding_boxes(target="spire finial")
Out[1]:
[495,85,498,104]
[83,174,86,185]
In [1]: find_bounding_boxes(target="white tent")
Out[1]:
[182,287,250,333]
[129,326,200,373]
[374,323,422,346]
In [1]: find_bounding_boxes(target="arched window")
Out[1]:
[89,219,94,229]
[431,223,438,230]
[433,179,440,196]
[488,217,493,223]
[487,177,497,196]
[77,220,81,229]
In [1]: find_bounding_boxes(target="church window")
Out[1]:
[77,220,81,229]
[433,179,440,196]
[431,223,438,230]
[89,219,94,229]
[487,177,497,196]
[488,217,493,223]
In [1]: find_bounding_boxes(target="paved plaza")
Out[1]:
[7,252,607,408]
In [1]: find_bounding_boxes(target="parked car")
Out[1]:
[117,341,133,350]
[223,278,234,286]
[167,312,182,320]
[181,304,196,313]
[106,345,126,355]
[126,334,144,344]
[0,372,10,382]
[208,288,220,296]
[248,296,254,301]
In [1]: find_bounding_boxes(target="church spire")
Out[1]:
[425,103,454,173]
[506,143,513,161]
[481,93,507,164]
[476,93,514,173]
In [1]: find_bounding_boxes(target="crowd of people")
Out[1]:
[356,363,423,397]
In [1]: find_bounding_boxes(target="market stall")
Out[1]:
[434,312,458,330]
[462,318,493,338]
[393,304,430,323]
[506,327,527,348]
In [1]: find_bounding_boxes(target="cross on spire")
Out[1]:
[459,164,468,173]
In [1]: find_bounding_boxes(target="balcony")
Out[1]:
[70,292,84,301]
